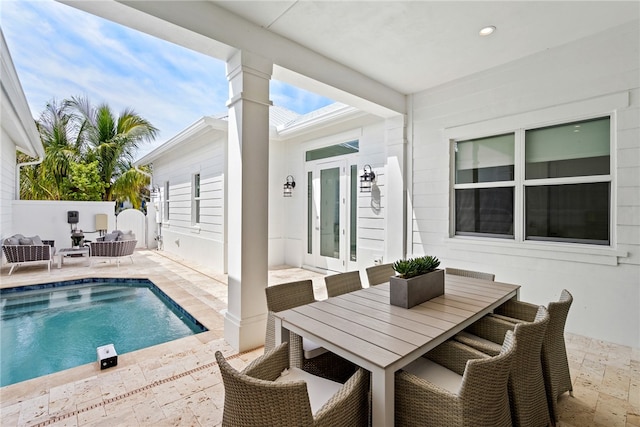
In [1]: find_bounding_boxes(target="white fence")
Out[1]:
[5,200,148,251]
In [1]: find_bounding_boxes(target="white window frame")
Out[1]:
[444,92,629,265]
[452,133,517,240]
[163,181,170,222]
[192,173,201,226]
[453,117,612,244]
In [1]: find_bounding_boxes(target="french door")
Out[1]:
[306,159,349,272]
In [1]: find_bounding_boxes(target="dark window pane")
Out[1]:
[525,117,610,179]
[456,165,514,184]
[455,187,514,237]
[526,156,609,179]
[526,183,610,245]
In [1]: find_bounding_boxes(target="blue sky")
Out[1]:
[1,0,334,157]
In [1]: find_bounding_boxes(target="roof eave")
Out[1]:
[275,104,369,139]
[134,116,227,165]
[1,30,43,158]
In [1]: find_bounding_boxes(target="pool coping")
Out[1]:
[0,269,228,401]
[1,277,212,387]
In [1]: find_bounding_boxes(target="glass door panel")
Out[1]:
[306,159,347,272]
[320,167,340,258]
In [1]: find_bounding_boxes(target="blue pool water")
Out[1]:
[0,278,207,387]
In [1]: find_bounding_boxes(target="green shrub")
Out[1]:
[392,255,440,279]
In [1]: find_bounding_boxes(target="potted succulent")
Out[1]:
[390,255,444,308]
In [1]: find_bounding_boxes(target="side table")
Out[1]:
[57,247,90,268]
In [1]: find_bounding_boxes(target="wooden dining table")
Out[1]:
[274,273,520,427]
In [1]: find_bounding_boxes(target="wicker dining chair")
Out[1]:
[265,280,316,352]
[492,289,574,422]
[454,306,552,427]
[265,280,357,383]
[324,270,363,297]
[445,267,495,281]
[215,342,370,427]
[395,331,516,427]
[365,263,396,286]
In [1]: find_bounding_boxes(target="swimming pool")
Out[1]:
[0,278,208,387]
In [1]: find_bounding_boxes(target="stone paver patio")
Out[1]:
[1,249,638,426]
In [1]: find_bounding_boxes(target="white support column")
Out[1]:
[223,50,273,352]
[384,114,407,262]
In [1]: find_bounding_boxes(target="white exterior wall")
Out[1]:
[153,131,227,272]
[409,21,640,347]
[280,116,389,272]
[268,138,287,267]
[1,30,43,244]
[0,129,16,239]
[10,200,116,249]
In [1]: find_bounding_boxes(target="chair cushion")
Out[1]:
[4,237,19,245]
[403,356,463,394]
[19,237,33,245]
[303,338,328,359]
[29,235,43,245]
[103,232,118,242]
[274,367,342,414]
[118,232,135,241]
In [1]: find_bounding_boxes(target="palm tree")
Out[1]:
[29,99,81,199]
[110,164,151,210]
[70,96,158,202]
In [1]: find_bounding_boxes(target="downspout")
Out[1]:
[15,157,43,199]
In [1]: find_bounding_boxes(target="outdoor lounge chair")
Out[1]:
[265,280,357,383]
[89,232,136,267]
[365,262,395,286]
[215,342,370,427]
[2,234,55,275]
[454,306,552,427]
[445,267,495,281]
[491,289,574,422]
[324,270,362,297]
[395,331,516,427]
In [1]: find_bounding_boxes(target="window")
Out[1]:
[350,164,358,261]
[454,133,515,238]
[307,171,313,254]
[192,173,201,225]
[453,116,611,246]
[163,181,170,221]
[305,140,359,161]
[524,117,610,245]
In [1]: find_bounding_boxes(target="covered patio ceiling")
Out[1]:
[61,1,639,117]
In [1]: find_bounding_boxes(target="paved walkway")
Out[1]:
[1,250,638,426]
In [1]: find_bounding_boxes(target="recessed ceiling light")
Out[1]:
[479,26,496,36]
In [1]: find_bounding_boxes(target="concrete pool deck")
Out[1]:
[1,249,639,426]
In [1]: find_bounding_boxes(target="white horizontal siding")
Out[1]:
[150,130,227,269]
[409,21,640,347]
[1,130,16,240]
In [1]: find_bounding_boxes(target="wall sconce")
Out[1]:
[283,175,296,197]
[360,165,376,193]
